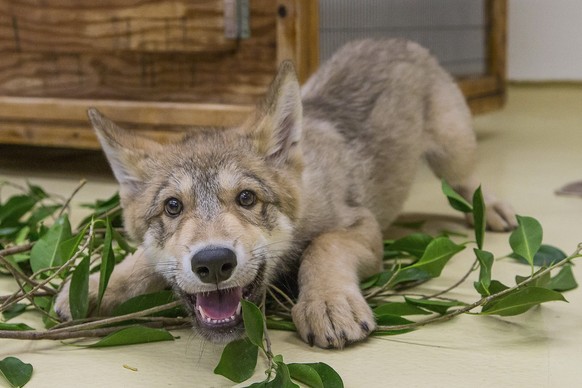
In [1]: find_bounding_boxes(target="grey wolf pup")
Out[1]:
[55,39,516,348]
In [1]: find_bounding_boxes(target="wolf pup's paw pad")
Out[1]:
[291,287,375,349]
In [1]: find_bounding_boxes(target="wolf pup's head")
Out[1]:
[88,62,303,342]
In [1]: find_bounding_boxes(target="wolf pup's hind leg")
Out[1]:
[292,207,383,348]
[423,71,517,231]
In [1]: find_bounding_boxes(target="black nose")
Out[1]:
[191,247,237,283]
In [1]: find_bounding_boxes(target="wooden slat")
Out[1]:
[0,121,187,149]
[0,96,253,127]
[484,0,507,105]
[0,0,237,54]
[467,94,504,115]
[457,76,499,98]
[276,0,319,83]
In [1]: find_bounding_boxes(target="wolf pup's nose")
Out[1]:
[191,247,237,283]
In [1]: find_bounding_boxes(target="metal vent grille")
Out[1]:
[319,0,486,76]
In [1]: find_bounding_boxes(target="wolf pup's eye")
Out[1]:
[237,190,256,208]
[164,197,183,217]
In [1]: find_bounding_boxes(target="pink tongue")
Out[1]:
[196,287,243,320]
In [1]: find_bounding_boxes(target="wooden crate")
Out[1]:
[0,0,318,149]
[0,0,504,150]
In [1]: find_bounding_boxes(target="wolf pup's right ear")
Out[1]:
[87,108,160,195]
[250,60,303,168]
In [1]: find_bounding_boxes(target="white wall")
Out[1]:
[508,0,582,81]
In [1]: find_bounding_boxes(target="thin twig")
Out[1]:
[376,246,582,333]
[261,291,275,380]
[46,301,183,334]
[266,288,292,313]
[425,259,479,299]
[267,284,295,307]
[57,179,87,218]
[0,323,190,341]
[0,254,56,295]
[0,243,34,257]
[0,227,93,312]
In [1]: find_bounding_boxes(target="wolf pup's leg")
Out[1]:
[292,208,383,348]
[424,76,517,231]
[54,247,167,320]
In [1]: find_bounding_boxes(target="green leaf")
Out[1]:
[360,270,395,290]
[373,302,431,316]
[400,237,465,278]
[509,216,543,268]
[111,228,136,254]
[26,183,49,200]
[511,245,568,267]
[2,304,27,321]
[97,220,116,311]
[392,267,432,285]
[214,337,258,383]
[112,290,182,317]
[472,186,486,249]
[266,319,297,332]
[0,322,35,331]
[404,297,466,315]
[375,314,414,325]
[515,267,551,288]
[29,214,72,273]
[69,256,90,320]
[441,180,472,213]
[287,363,324,388]
[474,249,494,295]
[0,195,37,226]
[299,363,344,388]
[481,287,567,316]
[242,299,264,349]
[78,193,121,228]
[549,265,578,292]
[389,233,434,258]
[0,357,33,388]
[270,360,299,388]
[84,326,174,347]
[26,205,60,227]
[372,314,415,336]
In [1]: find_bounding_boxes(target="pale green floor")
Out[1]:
[1,84,582,387]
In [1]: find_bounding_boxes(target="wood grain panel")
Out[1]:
[0,1,277,104]
[0,0,237,54]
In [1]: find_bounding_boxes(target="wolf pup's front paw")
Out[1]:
[54,274,101,320]
[292,285,375,349]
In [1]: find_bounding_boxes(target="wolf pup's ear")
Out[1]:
[251,60,302,166]
[87,108,159,195]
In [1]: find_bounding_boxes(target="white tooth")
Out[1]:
[236,302,242,316]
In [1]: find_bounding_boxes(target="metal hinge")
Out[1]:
[224,0,250,39]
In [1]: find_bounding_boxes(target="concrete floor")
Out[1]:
[1,84,582,387]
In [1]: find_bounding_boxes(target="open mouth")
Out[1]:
[187,286,250,329]
[181,281,261,335]
[179,263,266,341]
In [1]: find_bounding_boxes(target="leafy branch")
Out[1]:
[0,179,580,387]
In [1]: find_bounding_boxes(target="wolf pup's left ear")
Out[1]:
[88,108,160,196]
[251,60,302,167]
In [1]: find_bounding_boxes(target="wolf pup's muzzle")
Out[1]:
[189,247,242,327]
